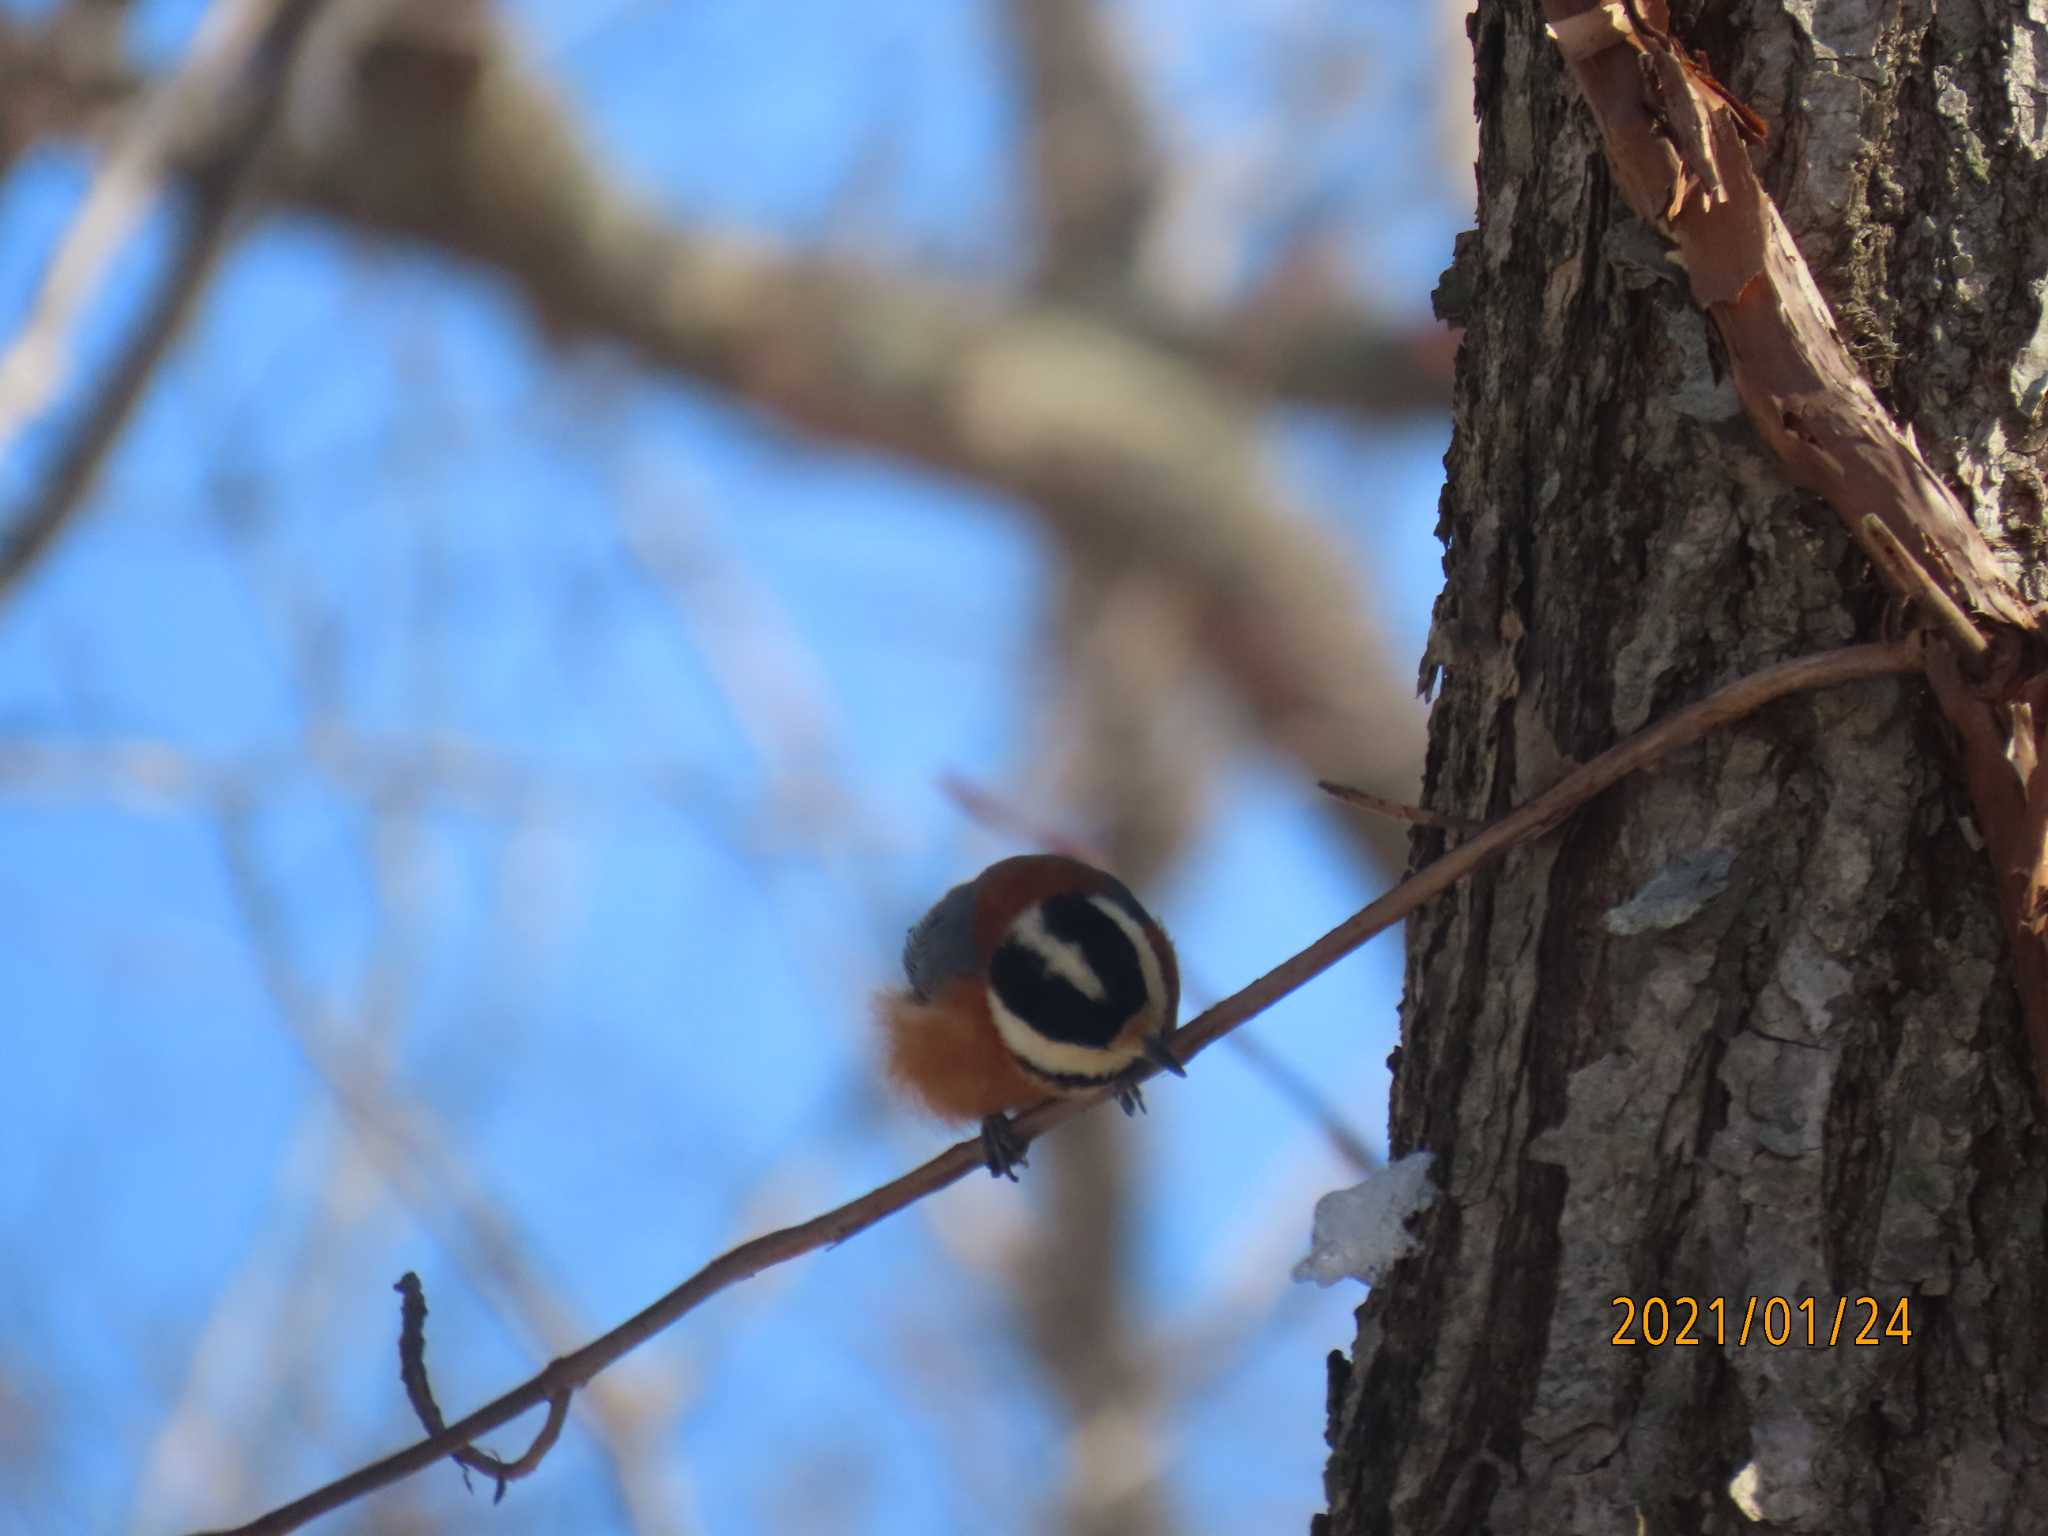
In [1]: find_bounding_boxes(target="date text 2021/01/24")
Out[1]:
[1610,1295,1914,1348]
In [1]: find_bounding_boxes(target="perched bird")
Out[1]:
[878,853,1184,1179]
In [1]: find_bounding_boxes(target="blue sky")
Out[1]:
[0,1,1464,1531]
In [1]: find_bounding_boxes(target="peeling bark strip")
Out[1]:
[1544,0,2027,630]
[1544,0,2048,1105]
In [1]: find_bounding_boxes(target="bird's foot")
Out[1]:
[979,1114,1029,1181]
[1114,1073,1147,1118]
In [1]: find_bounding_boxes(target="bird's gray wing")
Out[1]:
[902,876,980,1002]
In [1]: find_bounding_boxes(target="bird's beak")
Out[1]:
[1143,1033,1187,1078]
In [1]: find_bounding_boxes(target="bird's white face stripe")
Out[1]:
[1010,906,1107,1001]
[987,986,1136,1079]
[1086,894,1168,1036]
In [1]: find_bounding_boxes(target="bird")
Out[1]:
[877,853,1184,1180]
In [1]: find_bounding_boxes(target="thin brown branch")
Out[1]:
[393,1272,445,1436]
[195,638,1919,1536]
[478,1393,570,1484]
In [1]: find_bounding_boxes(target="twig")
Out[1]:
[1317,779,1479,833]
[194,639,1921,1536]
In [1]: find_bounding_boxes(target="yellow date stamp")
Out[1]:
[1610,1295,1913,1347]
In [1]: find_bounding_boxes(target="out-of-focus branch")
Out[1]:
[279,10,1428,871]
[0,0,337,609]
[999,45,1344,1513]
[619,489,858,839]
[1005,0,1156,297]
[1223,1027,1378,1174]
[0,0,268,449]
[1137,298,1457,416]
[1434,0,1479,207]
[0,732,724,818]
[3,10,1455,425]
[290,18,1445,428]
[0,2,131,177]
[1024,1115,1169,1536]
[3,13,1440,873]
[2,18,1446,675]
[1045,563,1219,878]
[1005,560,1204,1536]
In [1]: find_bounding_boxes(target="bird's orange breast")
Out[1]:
[877,974,1042,1122]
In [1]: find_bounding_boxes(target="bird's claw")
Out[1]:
[979,1114,1029,1181]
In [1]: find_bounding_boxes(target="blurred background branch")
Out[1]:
[0,0,333,603]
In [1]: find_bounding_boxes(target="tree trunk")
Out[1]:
[1322,2,2048,1532]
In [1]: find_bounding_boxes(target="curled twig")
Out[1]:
[392,1273,570,1505]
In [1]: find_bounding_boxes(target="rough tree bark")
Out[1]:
[1323,2,2048,1532]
